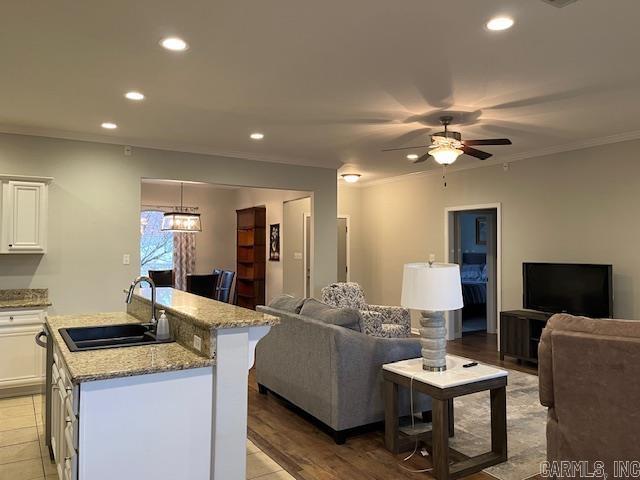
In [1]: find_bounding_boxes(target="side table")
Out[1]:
[383,355,508,480]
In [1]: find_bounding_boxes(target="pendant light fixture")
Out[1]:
[161,182,202,232]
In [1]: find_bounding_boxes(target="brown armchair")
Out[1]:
[539,313,640,477]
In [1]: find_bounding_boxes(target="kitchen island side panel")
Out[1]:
[78,367,213,480]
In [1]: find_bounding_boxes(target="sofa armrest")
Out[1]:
[368,305,411,327]
[329,328,424,429]
[538,326,554,408]
[360,310,384,336]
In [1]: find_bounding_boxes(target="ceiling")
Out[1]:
[2,0,640,183]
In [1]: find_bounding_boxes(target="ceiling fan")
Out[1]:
[382,115,512,165]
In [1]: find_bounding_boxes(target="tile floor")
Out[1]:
[0,394,293,480]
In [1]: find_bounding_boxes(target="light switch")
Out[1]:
[122,254,131,265]
[294,252,303,260]
[193,335,202,351]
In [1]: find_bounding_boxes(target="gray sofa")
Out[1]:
[256,298,431,444]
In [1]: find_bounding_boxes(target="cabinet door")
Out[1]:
[0,324,45,388]
[51,365,61,462]
[500,314,530,359]
[2,181,47,253]
[56,377,67,478]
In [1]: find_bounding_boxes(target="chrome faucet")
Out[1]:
[126,276,157,324]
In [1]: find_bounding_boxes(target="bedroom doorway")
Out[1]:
[445,204,500,342]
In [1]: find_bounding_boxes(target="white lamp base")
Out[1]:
[419,311,447,371]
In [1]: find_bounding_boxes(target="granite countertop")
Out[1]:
[47,312,214,384]
[0,288,52,309]
[132,287,279,330]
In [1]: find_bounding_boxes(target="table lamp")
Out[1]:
[401,260,463,371]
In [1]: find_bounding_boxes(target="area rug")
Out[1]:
[449,368,546,480]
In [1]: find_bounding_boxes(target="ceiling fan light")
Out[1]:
[430,145,463,165]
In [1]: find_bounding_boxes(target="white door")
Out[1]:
[2,181,47,253]
[337,218,348,283]
[0,324,45,388]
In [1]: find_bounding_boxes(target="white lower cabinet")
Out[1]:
[51,345,79,480]
[48,342,214,480]
[0,309,45,391]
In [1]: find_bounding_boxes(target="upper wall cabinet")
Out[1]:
[0,175,53,254]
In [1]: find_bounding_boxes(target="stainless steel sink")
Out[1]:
[59,323,174,352]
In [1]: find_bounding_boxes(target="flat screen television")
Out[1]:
[523,262,613,318]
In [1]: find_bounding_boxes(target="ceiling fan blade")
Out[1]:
[463,138,512,146]
[413,153,431,164]
[381,145,431,152]
[462,146,492,160]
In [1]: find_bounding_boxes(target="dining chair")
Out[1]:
[148,269,174,288]
[186,274,217,299]
[216,271,236,303]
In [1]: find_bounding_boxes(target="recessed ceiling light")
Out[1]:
[125,91,145,101]
[486,16,514,31]
[250,132,265,140]
[341,174,361,183]
[407,153,419,160]
[101,122,117,130]
[160,37,189,52]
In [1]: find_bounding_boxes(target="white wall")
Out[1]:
[340,139,640,321]
[0,132,337,314]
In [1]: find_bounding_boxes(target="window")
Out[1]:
[140,210,173,276]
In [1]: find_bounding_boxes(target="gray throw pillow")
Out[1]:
[268,294,305,314]
[300,298,362,332]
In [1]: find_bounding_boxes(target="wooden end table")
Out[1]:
[383,355,508,480]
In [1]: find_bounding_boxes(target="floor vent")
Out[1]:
[540,0,579,7]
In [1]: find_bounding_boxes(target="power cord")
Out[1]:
[398,374,433,474]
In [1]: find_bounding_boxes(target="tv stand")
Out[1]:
[499,310,552,364]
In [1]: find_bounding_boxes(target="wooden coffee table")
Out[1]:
[382,355,508,480]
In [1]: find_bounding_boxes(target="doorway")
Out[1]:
[303,215,350,297]
[445,204,500,343]
[282,197,312,298]
[337,216,350,283]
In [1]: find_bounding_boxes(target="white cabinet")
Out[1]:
[50,346,79,480]
[0,309,46,390]
[0,175,52,254]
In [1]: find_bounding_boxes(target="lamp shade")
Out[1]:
[401,262,463,311]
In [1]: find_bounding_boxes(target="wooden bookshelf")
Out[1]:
[236,206,266,310]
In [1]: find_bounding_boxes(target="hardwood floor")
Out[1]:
[247,332,540,480]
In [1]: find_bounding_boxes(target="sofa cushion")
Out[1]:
[300,298,362,332]
[268,294,305,314]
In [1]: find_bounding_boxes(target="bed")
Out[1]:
[460,253,487,306]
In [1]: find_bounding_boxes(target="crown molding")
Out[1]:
[359,129,640,188]
[0,124,339,170]
[0,174,54,183]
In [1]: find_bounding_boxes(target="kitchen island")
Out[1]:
[45,288,278,480]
